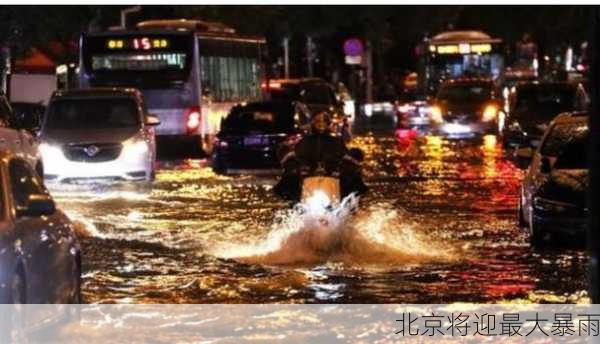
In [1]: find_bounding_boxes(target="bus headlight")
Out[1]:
[482,105,498,122]
[431,106,444,124]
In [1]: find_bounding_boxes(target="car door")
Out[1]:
[8,158,77,303]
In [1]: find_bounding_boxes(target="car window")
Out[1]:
[222,106,295,134]
[540,121,588,157]
[9,159,45,209]
[514,86,576,119]
[303,84,334,105]
[46,98,140,130]
[553,130,589,169]
[268,85,301,102]
[437,84,492,103]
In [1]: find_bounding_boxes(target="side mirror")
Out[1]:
[540,156,552,174]
[17,194,56,217]
[145,114,161,126]
[15,111,42,133]
[514,146,534,169]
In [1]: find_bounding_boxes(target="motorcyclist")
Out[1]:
[274,111,367,201]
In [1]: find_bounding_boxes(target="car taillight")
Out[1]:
[185,107,201,134]
[286,134,302,145]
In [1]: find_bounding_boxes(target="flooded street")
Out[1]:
[50,132,588,304]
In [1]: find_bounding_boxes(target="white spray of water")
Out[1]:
[213,193,455,267]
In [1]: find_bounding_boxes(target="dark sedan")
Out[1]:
[212,101,310,175]
[502,82,588,148]
[516,112,588,247]
[0,152,81,303]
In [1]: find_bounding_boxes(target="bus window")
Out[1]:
[199,38,261,103]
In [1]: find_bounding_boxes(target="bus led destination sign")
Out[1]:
[107,37,170,50]
[433,43,493,55]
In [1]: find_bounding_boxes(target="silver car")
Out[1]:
[0,151,81,303]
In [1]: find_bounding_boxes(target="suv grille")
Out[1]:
[63,143,123,163]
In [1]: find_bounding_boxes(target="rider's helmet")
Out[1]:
[311,111,332,134]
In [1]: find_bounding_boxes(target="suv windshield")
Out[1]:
[437,84,492,103]
[46,98,139,130]
[223,107,294,135]
[515,86,576,119]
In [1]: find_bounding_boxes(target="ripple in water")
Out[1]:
[213,193,457,267]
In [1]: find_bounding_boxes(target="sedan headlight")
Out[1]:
[482,105,498,122]
[430,105,444,124]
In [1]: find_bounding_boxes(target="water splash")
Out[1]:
[214,194,456,267]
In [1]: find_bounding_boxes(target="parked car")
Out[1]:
[430,78,502,138]
[515,112,587,247]
[212,101,310,174]
[262,78,350,140]
[0,151,81,303]
[39,88,160,183]
[502,82,588,148]
[0,94,43,177]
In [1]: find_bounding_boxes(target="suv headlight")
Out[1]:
[39,143,64,160]
[122,138,149,158]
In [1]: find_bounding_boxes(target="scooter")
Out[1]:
[276,147,366,204]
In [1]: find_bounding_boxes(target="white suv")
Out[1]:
[0,93,42,176]
[39,88,160,183]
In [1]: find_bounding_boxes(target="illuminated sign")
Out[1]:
[470,43,492,53]
[433,43,493,55]
[459,43,471,54]
[106,38,169,50]
[437,45,459,54]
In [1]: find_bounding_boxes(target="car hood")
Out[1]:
[41,127,140,145]
[537,169,588,207]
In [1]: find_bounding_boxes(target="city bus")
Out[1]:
[78,19,266,153]
[417,30,504,95]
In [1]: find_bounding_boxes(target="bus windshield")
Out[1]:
[437,84,492,103]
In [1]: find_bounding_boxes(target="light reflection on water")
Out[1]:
[50,133,588,304]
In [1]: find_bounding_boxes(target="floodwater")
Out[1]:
[49,132,589,304]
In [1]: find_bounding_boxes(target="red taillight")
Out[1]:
[261,81,282,90]
[185,107,201,133]
[286,133,302,146]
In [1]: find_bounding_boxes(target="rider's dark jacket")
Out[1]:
[274,132,367,201]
